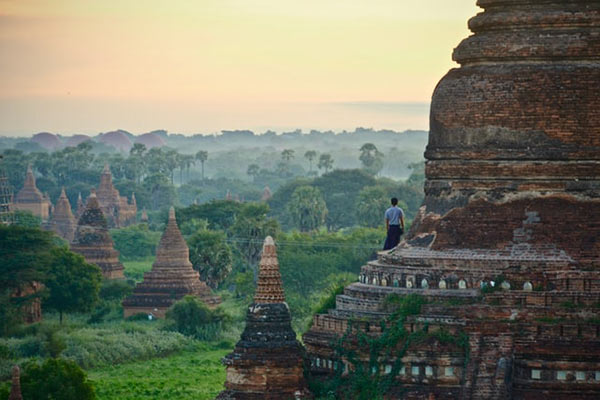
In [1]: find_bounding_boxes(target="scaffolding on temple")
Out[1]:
[0,155,13,224]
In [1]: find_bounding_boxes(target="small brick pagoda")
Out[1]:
[71,190,125,279]
[48,187,77,242]
[8,365,22,400]
[122,207,220,318]
[303,1,600,399]
[13,165,50,221]
[217,236,311,400]
[95,164,137,227]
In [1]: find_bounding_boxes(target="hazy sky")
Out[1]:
[0,0,479,136]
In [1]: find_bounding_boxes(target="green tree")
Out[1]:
[0,226,54,335]
[229,202,279,278]
[314,169,376,230]
[356,186,404,228]
[287,185,328,232]
[195,150,208,181]
[281,149,295,162]
[247,163,260,182]
[304,150,317,174]
[187,229,233,288]
[176,200,240,231]
[21,358,96,400]
[165,296,229,341]
[44,247,102,323]
[110,224,161,260]
[13,210,42,228]
[317,153,334,174]
[359,143,384,175]
[143,173,177,210]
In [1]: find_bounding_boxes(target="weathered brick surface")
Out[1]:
[122,207,219,317]
[302,1,600,398]
[217,238,311,400]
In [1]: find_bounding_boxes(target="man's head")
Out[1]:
[391,197,398,206]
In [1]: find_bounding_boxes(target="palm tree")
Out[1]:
[183,154,196,182]
[304,150,317,174]
[281,149,295,162]
[317,153,334,174]
[195,150,208,181]
[247,164,260,182]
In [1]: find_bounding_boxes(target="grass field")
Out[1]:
[90,345,229,400]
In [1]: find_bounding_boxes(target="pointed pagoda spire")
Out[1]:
[217,235,310,399]
[9,365,23,400]
[225,190,232,201]
[86,188,100,209]
[141,208,149,223]
[122,206,220,317]
[154,207,192,268]
[16,164,43,202]
[25,164,35,187]
[254,236,286,304]
[103,163,111,174]
[131,192,136,206]
[49,186,76,242]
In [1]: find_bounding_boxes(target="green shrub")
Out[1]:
[110,225,161,261]
[21,358,96,400]
[165,296,230,341]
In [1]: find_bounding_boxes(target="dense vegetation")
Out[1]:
[0,129,427,399]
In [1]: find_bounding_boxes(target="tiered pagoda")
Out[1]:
[303,1,600,399]
[9,365,22,400]
[95,164,137,227]
[48,187,77,242]
[71,190,125,279]
[122,207,220,318]
[13,165,50,220]
[217,236,311,400]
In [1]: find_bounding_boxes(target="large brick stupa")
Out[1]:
[71,190,125,279]
[217,236,312,400]
[122,207,220,318]
[303,1,600,399]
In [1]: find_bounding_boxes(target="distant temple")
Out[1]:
[71,190,125,279]
[0,155,13,224]
[95,164,136,227]
[122,207,220,318]
[48,187,77,242]
[217,236,311,400]
[261,186,272,202]
[9,365,22,400]
[11,282,42,324]
[13,165,50,221]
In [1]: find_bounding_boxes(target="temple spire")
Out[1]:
[9,365,23,400]
[254,236,286,304]
[24,164,35,188]
[153,207,191,268]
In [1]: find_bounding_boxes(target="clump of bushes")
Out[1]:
[21,358,96,400]
[165,296,230,341]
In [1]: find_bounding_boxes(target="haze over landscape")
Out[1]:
[0,0,478,135]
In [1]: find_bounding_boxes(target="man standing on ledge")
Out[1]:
[383,197,404,250]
